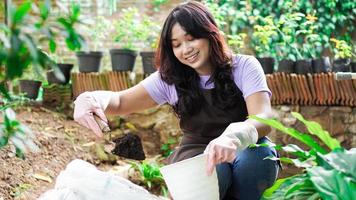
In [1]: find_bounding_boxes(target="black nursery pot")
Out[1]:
[19,80,42,99]
[110,49,137,71]
[351,62,356,73]
[312,57,331,73]
[140,51,156,74]
[257,57,275,74]
[76,51,103,73]
[332,58,351,72]
[58,63,73,83]
[47,63,74,84]
[278,59,295,73]
[295,59,313,74]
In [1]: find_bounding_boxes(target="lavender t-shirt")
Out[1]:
[140,54,271,105]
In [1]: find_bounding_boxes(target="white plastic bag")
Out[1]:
[38,159,162,200]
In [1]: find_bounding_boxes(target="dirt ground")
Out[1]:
[0,105,164,200]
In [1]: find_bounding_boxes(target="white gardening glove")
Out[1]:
[73,91,119,137]
[204,122,258,176]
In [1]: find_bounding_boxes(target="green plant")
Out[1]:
[252,16,278,58]
[275,12,305,61]
[204,0,355,61]
[151,0,170,12]
[227,33,247,54]
[330,38,353,59]
[297,13,322,59]
[250,112,355,200]
[0,108,39,159]
[139,15,161,51]
[10,183,32,197]
[160,137,177,158]
[114,7,143,50]
[85,16,111,51]
[130,161,168,197]
[0,0,85,158]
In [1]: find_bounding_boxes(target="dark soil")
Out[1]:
[112,133,146,160]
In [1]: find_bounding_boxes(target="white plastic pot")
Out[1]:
[160,154,219,200]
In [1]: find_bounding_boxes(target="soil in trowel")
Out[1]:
[111,133,146,160]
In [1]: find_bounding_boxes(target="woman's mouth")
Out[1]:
[186,52,199,63]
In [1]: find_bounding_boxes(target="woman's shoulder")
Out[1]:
[140,71,178,105]
[231,54,260,70]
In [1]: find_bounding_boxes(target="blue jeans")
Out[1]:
[216,137,280,200]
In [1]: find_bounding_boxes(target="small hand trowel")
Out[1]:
[94,115,146,160]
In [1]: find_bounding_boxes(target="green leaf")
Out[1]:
[308,167,356,200]
[262,174,317,199]
[15,147,25,159]
[263,177,292,198]
[49,39,56,53]
[249,115,327,154]
[281,144,311,160]
[13,2,32,24]
[0,82,12,100]
[70,2,80,22]
[39,0,50,20]
[0,136,9,148]
[22,34,39,61]
[319,148,356,180]
[292,112,341,151]
[264,155,294,164]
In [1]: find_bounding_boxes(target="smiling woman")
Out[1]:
[73,1,278,199]
[171,24,212,75]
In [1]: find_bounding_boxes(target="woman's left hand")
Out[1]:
[204,134,240,176]
[204,122,259,176]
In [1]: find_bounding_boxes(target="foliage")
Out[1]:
[130,161,168,197]
[252,16,277,57]
[151,0,170,12]
[0,108,39,159]
[330,38,353,59]
[84,16,111,51]
[139,15,161,51]
[227,33,246,54]
[203,0,356,60]
[249,112,355,200]
[114,7,144,50]
[0,0,85,158]
[160,137,177,158]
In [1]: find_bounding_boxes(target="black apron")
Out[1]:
[167,87,248,164]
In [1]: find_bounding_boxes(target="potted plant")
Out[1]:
[110,7,142,71]
[19,66,44,100]
[139,15,161,74]
[252,16,278,74]
[294,14,324,74]
[76,16,110,73]
[330,38,353,72]
[274,13,305,73]
[296,14,332,74]
[46,53,73,85]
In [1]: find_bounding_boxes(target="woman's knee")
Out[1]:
[228,146,279,199]
[215,163,232,199]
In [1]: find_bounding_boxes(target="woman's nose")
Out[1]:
[183,43,194,55]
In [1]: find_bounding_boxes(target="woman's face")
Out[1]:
[171,23,213,75]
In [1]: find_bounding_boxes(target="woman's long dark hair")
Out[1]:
[155,1,240,118]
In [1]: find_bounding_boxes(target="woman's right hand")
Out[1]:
[73,91,114,137]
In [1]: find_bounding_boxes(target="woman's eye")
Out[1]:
[187,35,195,41]
[172,43,180,48]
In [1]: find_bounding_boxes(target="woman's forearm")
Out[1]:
[245,112,273,138]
